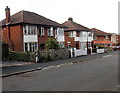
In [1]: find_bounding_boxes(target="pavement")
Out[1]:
[1,51,118,77]
[2,51,118,91]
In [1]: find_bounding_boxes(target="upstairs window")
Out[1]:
[24,25,37,35]
[58,28,64,35]
[55,29,58,36]
[88,32,92,37]
[48,27,53,36]
[39,27,44,36]
[105,36,108,39]
[69,31,73,37]
[80,32,87,37]
[24,25,27,34]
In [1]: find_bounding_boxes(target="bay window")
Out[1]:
[24,42,38,52]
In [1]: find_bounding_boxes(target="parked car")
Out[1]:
[112,46,118,51]
[116,45,120,50]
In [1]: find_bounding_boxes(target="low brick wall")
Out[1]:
[49,49,69,61]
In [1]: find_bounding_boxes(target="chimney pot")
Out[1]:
[68,17,73,21]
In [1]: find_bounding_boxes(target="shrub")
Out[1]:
[45,38,60,50]
[92,48,97,53]
[98,45,106,49]
[2,43,9,60]
[9,51,34,62]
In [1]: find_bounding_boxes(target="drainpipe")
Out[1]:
[5,6,14,51]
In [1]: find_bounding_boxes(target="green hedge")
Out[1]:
[98,46,106,49]
[9,51,35,62]
[2,43,9,60]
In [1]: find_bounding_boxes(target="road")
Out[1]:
[2,51,118,91]
[2,51,118,75]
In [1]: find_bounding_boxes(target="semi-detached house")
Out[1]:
[91,28,115,47]
[1,6,65,52]
[62,17,94,57]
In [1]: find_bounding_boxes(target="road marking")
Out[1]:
[103,55,112,58]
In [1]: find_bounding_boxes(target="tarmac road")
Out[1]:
[2,51,118,91]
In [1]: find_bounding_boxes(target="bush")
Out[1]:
[98,45,106,49]
[2,43,9,60]
[92,48,97,53]
[9,51,34,62]
[38,50,50,62]
[45,38,60,50]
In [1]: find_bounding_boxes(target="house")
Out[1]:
[110,33,118,45]
[117,35,120,45]
[62,17,94,57]
[91,28,115,47]
[0,6,65,52]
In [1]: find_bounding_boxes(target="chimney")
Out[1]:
[5,6,10,24]
[68,17,73,21]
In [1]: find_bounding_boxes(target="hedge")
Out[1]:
[9,51,36,62]
[2,43,9,60]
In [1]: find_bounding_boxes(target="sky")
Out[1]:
[0,0,119,34]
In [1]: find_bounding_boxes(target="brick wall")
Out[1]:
[3,25,23,52]
[64,32,75,48]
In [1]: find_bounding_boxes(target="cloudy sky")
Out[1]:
[1,0,119,34]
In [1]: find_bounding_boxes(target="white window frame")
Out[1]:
[69,31,73,37]
[39,27,44,36]
[80,42,87,50]
[24,25,37,35]
[24,42,38,52]
[48,27,53,36]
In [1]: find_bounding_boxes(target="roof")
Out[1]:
[1,10,65,28]
[93,40,115,44]
[91,28,111,36]
[62,17,90,31]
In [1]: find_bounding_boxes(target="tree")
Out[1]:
[45,38,60,50]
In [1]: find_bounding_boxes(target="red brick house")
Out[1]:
[62,17,94,56]
[1,6,65,52]
[91,28,115,47]
[117,35,120,45]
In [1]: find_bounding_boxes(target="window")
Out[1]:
[55,29,58,36]
[39,27,44,36]
[28,25,31,34]
[59,28,64,35]
[88,32,92,37]
[59,42,64,48]
[105,36,108,39]
[24,25,27,34]
[88,42,92,48]
[80,32,86,37]
[24,42,38,52]
[33,26,36,34]
[48,28,51,36]
[25,43,28,51]
[29,43,32,52]
[80,42,86,49]
[69,31,73,37]
[48,27,53,36]
[24,25,37,35]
